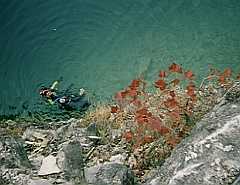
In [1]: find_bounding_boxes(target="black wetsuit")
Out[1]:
[55,95,90,111]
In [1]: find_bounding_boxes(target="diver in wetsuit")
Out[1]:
[39,81,90,111]
[39,80,59,104]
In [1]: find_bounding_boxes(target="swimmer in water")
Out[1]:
[39,81,90,111]
[39,80,59,104]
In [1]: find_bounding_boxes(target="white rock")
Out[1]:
[214,158,221,166]
[205,144,211,148]
[38,155,62,176]
[87,136,102,140]
[223,145,233,152]
[28,179,52,185]
[109,154,127,164]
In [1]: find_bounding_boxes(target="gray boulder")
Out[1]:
[145,99,240,185]
[0,136,31,185]
[0,176,8,185]
[57,141,85,184]
[85,162,136,185]
[0,136,31,168]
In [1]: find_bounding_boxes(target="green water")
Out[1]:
[0,0,240,116]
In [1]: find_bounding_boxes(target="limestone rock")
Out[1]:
[22,128,56,142]
[85,162,136,185]
[57,141,85,184]
[144,100,240,185]
[38,155,62,176]
[0,137,30,185]
[28,179,52,185]
[0,136,31,168]
[0,168,30,185]
[109,154,127,164]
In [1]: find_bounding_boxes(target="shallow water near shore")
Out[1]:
[0,0,240,117]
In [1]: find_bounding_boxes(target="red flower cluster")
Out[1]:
[135,107,170,136]
[113,63,240,149]
[114,79,145,109]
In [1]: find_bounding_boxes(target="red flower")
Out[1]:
[159,70,167,78]
[136,108,152,118]
[164,98,178,109]
[184,70,194,80]
[131,98,142,107]
[148,117,170,134]
[135,107,153,124]
[223,68,231,78]
[126,89,137,97]
[123,131,133,142]
[218,75,226,84]
[186,83,196,101]
[169,63,182,73]
[155,79,166,90]
[110,106,119,113]
[129,79,140,90]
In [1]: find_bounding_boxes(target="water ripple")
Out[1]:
[0,0,240,116]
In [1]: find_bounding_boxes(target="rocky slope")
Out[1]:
[144,93,240,185]
[0,86,240,185]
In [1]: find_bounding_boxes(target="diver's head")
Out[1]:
[39,88,53,98]
[39,87,47,96]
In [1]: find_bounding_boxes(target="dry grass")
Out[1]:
[80,103,111,126]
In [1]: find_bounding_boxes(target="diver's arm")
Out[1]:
[50,80,59,90]
[48,99,55,105]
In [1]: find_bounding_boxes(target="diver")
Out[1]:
[39,81,59,104]
[39,80,59,104]
[39,81,90,111]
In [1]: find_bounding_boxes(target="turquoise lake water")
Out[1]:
[0,0,240,116]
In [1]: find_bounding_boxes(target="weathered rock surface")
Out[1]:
[58,141,85,184]
[85,162,136,185]
[27,179,52,185]
[144,100,240,185]
[0,136,31,168]
[0,136,31,185]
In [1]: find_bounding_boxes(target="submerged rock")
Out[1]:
[144,99,240,185]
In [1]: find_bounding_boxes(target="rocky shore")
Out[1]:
[1,84,240,185]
